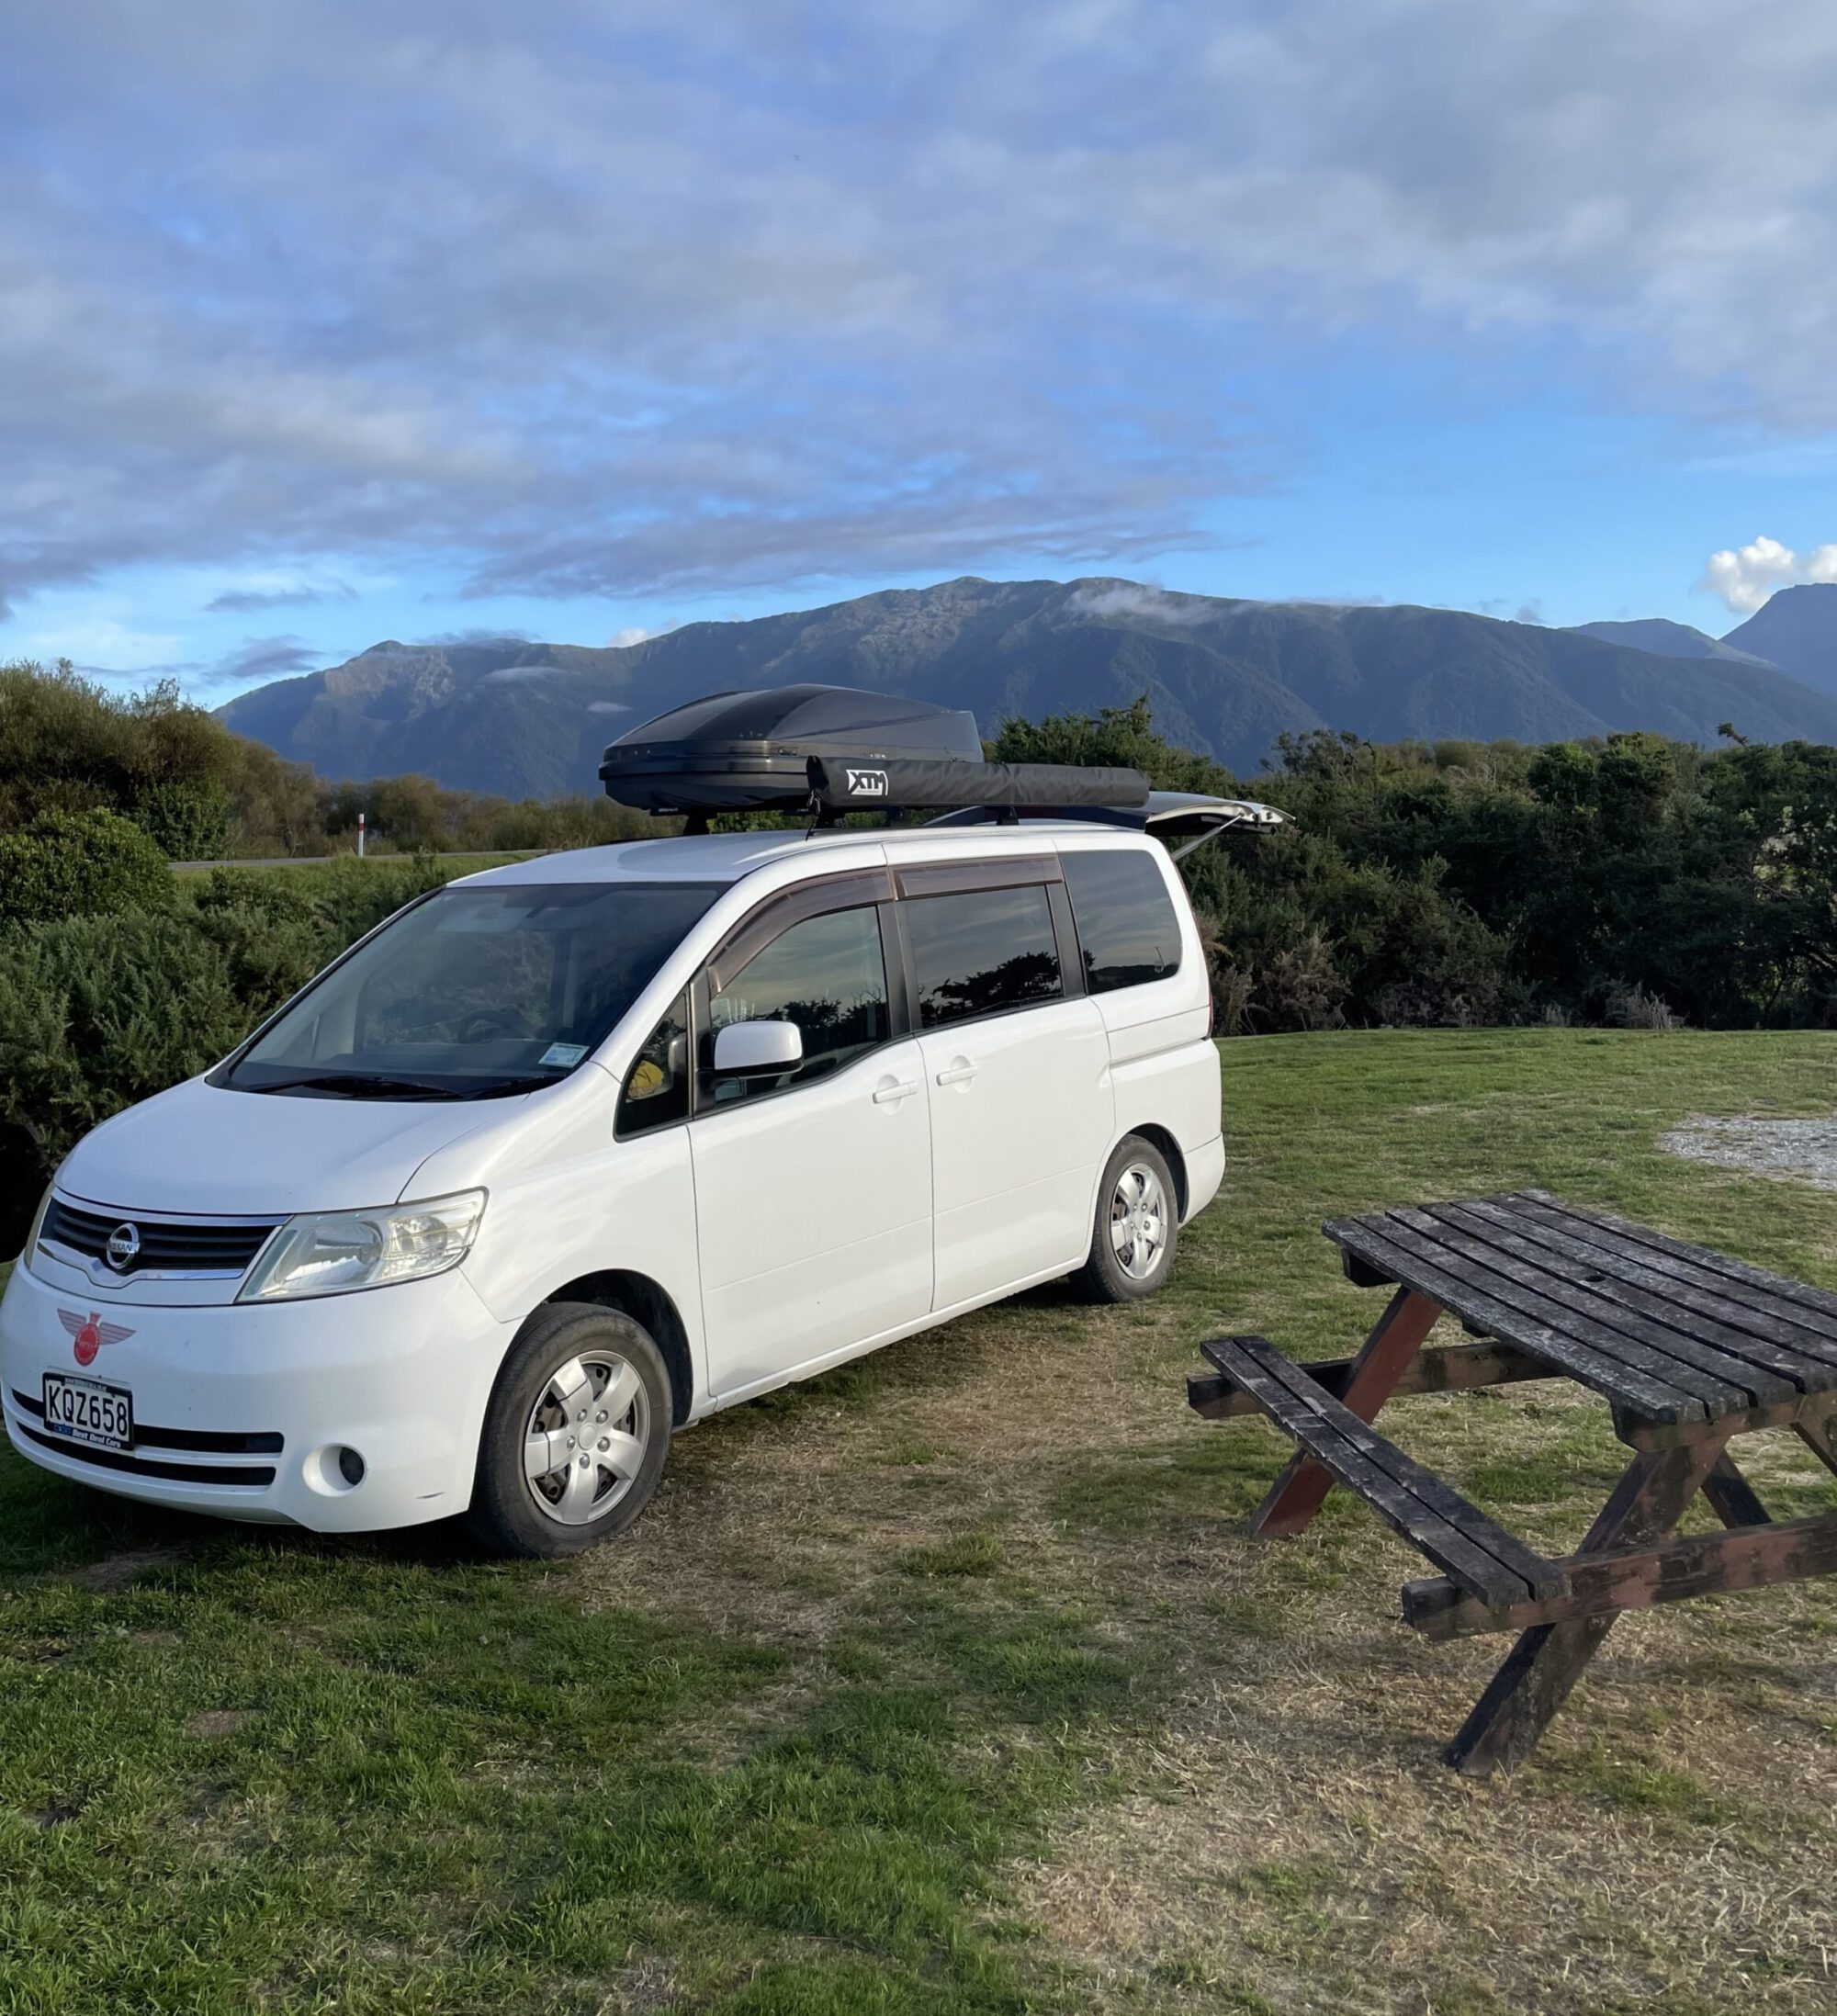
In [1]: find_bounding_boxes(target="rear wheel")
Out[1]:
[466,1301,672,1558]
[1073,1136,1179,1303]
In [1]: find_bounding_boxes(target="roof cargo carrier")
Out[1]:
[598,682,1286,847]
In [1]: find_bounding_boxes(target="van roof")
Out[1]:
[456,820,1146,889]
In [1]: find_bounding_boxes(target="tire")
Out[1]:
[466,1301,673,1559]
[1073,1135,1180,1304]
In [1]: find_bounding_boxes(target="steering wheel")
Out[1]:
[456,1009,528,1043]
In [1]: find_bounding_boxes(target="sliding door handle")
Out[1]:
[934,1062,978,1087]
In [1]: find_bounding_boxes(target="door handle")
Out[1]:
[873,1078,919,1104]
[934,1062,978,1087]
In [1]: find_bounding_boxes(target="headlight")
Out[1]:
[21,1172,62,1279]
[238,1190,486,1302]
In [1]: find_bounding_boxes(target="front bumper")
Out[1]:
[0,1259,516,1531]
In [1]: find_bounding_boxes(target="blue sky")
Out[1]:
[4,1,1836,698]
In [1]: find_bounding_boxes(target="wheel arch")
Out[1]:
[1113,1121,1189,1221]
[540,1269,695,1425]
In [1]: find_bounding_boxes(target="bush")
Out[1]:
[0,911,254,1173]
[0,809,174,924]
[132,778,233,861]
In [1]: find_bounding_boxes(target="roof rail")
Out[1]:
[930,790,1288,855]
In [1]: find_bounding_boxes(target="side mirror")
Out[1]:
[712,1019,804,1077]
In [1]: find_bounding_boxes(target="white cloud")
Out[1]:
[586,700,632,715]
[1701,535,1837,614]
[479,661,569,682]
[205,569,358,613]
[5,3,1837,618]
[1066,581,1213,625]
[608,626,666,648]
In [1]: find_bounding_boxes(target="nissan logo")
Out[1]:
[105,1222,141,1271]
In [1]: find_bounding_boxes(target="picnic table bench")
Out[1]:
[1188,1191,1837,1773]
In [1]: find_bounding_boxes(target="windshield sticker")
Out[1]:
[539,1042,590,1068]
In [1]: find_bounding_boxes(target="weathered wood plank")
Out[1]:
[1516,1191,1837,1341]
[1503,1195,1837,1368]
[1326,1215,1705,1424]
[1449,1199,1836,1393]
[1250,1286,1442,1537]
[1441,1435,1730,1774]
[1404,1506,1837,1640]
[1188,1339,1555,1420]
[1379,1211,1750,1412]
[1397,1203,1787,1408]
[1205,1335,1562,1604]
[1245,1341,1569,1601]
[1622,1391,1822,1450]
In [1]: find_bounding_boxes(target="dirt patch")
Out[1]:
[1003,1392,1837,2015]
[73,1547,186,1593]
[186,1709,252,1739]
[564,1294,1179,1642]
[1660,1115,1837,1192]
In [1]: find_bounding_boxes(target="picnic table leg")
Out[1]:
[1701,1452,1771,1529]
[1249,1287,1442,1539]
[1443,1432,1731,1775]
[1793,1400,1837,1481]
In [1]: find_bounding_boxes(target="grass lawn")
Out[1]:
[3,1028,1836,2013]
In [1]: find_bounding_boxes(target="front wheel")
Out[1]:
[1073,1136,1179,1304]
[466,1302,672,1558]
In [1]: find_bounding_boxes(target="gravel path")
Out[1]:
[1659,1114,1837,1192]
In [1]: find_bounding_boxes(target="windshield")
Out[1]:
[224,881,722,1099]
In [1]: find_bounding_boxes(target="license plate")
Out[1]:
[42,1373,133,1451]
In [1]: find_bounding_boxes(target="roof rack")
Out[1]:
[930,790,1288,858]
[598,682,1287,849]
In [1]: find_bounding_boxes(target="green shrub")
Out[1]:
[0,911,253,1169]
[0,852,464,1219]
[131,778,233,861]
[296,853,451,946]
[0,809,174,924]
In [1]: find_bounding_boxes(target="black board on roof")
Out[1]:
[599,685,984,816]
[598,682,1285,845]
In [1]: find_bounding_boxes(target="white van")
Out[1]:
[1,702,1278,1556]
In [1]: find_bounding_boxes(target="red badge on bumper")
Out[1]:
[57,1310,134,1367]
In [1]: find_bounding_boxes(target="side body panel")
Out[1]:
[1054,831,1225,1221]
[919,999,1113,1306]
[691,1039,933,1396]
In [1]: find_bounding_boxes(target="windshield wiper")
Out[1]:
[242,1072,469,1100]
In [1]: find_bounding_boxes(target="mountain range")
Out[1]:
[216,578,1837,796]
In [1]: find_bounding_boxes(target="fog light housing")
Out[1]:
[336,1446,366,1487]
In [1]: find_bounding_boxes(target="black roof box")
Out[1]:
[600,684,983,816]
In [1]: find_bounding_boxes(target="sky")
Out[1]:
[4,0,1837,700]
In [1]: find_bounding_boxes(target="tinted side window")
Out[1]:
[1062,849,1182,994]
[906,885,1063,1030]
[704,906,889,1104]
[617,989,693,1136]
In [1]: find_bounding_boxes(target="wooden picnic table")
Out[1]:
[1188,1190,1837,1773]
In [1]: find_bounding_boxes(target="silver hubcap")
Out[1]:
[1110,1163,1169,1280]
[523,1353,649,1526]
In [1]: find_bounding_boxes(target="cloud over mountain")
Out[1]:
[1702,535,1837,614]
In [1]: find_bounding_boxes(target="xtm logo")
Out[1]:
[845,767,889,797]
[57,1310,135,1368]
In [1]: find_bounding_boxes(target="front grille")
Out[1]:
[11,1391,281,1487]
[40,1199,278,1278]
